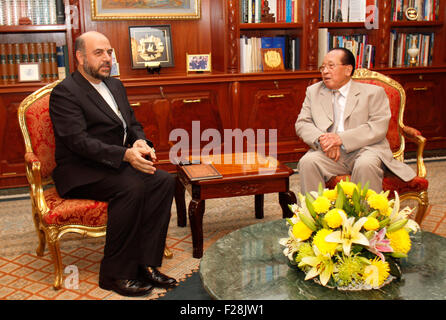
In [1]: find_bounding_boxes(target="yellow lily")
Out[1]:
[324,212,369,256]
[299,245,336,286]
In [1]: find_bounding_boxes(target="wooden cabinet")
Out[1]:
[0,90,30,188]
[125,81,230,172]
[390,71,446,151]
[237,78,309,162]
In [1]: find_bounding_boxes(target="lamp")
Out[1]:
[407,38,419,67]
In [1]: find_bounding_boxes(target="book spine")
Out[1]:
[28,42,36,63]
[49,42,58,80]
[35,42,44,79]
[42,42,51,81]
[55,0,65,24]
[0,43,8,84]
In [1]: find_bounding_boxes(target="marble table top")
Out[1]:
[199,219,446,300]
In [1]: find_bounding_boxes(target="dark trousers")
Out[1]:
[67,164,175,279]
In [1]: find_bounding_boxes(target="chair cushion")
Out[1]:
[326,174,428,195]
[42,187,108,227]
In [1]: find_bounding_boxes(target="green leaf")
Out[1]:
[305,193,317,219]
[286,218,295,226]
[335,184,345,209]
[318,182,324,196]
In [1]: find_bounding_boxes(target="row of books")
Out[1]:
[318,28,375,69]
[240,0,299,23]
[0,0,65,26]
[239,35,300,73]
[391,0,440,21]
[319,0,376,22]
[0,42,69,83]
[389,31,434,67]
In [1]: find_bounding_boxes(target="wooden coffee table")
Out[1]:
[174,152,296,258]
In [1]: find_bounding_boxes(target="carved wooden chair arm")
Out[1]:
[401,126,427,178]
[24,152,50,217]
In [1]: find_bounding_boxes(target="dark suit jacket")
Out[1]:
[49,70,151,197]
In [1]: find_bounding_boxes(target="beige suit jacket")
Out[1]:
[295,80,416,182]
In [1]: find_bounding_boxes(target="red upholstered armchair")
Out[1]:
[17,81,172,290]
[326,68,428,225]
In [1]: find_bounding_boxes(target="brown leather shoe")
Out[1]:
[139,266,177,288]
[99,277,154,297]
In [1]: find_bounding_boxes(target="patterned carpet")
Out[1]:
[1,160,446,300]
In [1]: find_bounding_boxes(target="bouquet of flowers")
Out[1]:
[279,180,420,290]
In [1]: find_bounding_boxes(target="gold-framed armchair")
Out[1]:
[17,81,172,290]
[326,68,429,224]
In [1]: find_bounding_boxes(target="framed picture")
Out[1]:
[18,63,41,82]
[129,25,174,69]
[110,48,120,77]
[261,48,284,71]
[186,54,211,72]
[91,0,201,20]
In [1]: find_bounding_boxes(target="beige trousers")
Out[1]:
[298,148,384,194]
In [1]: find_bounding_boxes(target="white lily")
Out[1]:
[389,192,420,233]
[299,245,336,286]
[325,212,369,256]
[279,229,302,261]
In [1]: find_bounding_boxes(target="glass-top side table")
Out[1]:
[199,219,446,300]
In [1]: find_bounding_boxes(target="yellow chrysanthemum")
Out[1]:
[324,208,344,229]
[367,193,389,214]
[363,258,390,287]
[364,217,380,231]
[313,229,338,256]
[365,189,377,199]
[312,196,331,214]
[339,181,357,197]
[322,189,337,202]
[292,221,313,241]
[387,228,411,254]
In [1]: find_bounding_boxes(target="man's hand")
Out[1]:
[318,133,342,162]
[325,145,341,162]
[124,146,156,174]
[133,139,157,161]
[319,133,342,152]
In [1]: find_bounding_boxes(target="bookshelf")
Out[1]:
[0,0,445,189]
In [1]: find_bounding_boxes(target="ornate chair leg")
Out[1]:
[164,246,173,259]
[31,204,46,256]
[46,227,64,290]
[415,191,429,225]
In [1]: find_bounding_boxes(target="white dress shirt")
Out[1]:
[90,81,127,144]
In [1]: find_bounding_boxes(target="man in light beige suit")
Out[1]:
[295,48,415,193]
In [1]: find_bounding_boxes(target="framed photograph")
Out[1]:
[18,63,41,82]
[186,54,211,72]
[91,0,200,20]
[129,25,174,69]
[110,48,120,77]
[261,48,284,71]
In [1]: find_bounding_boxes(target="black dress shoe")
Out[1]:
[99,277,154,297]
[139,266,177,288]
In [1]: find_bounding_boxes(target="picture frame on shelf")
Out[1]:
[261,48,284,71]
[18,63,41,82]
[129,25,175,69]
[186,53,211,73]
[110,48,120,77]
[91,0,200,20]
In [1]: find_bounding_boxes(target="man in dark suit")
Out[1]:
[49,31,177,297]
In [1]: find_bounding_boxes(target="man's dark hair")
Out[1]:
[329,47,356,76]
[74,36,85,56]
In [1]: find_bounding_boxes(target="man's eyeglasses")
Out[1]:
[318,63,345,72]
